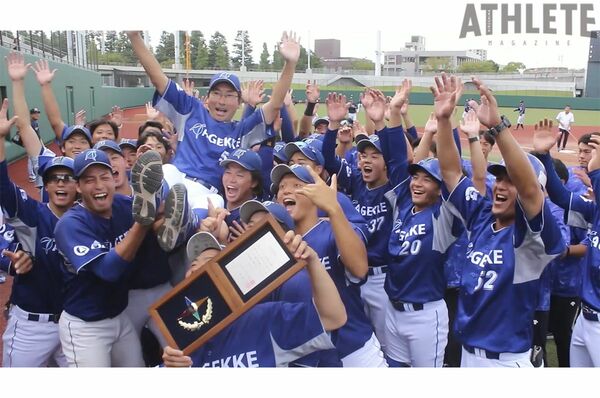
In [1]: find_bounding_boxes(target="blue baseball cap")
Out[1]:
[39,156,75,178]
[62,125,92,144]
[303,137,323,153]
[118,138,138,150]
[270,164,315,194]
[356,135,383,153]
[312,116,329,127]
[284,141,325,166]
[74,149,113,178]
[208,72,241,93]
[239,200,295,231]
[307,133,325,142]
[219,148,262,171]
[408,157,442,184]
[487,153,547,187]
[273,141,288,163]
[94,140,123,156]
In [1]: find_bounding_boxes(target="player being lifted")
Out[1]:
[434,73,565,367]
[127,30,300,252]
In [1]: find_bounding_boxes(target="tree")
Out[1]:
[116,31,135,63]
[104,31,118,53]
[501,61,526,73]
[350,58,375,70]
[208,31,229,69]
[189,31,209,69]
[424,57,452,71]
[457,60,499,73]
[231,30,254,69]
[272,43,284,70]
[259,42,270,70]
[155,31,174,64]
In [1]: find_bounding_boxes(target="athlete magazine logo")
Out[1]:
[459,3,598,47]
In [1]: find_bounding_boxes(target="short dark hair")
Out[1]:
[88,119,119,139]
[250,170,264,198]
[138,129,171,152]
[578,132,600,145]
[552,157,569,183]
[138,120,164,137]
[479,130,496,146]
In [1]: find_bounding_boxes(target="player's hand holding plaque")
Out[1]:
[150,214,306,355]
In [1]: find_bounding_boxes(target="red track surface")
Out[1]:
[0,104,597,366]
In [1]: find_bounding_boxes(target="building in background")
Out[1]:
[585,30,600,98]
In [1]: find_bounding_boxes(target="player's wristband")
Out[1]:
[304,102,316,116]
[468,136,479,143]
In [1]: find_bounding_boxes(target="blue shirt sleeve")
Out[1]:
[279,105,296,143]
[453,128,462,157]
[384,125,409,186]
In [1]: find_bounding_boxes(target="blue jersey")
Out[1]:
[0,222,18,274]
[445,177,565,353]
[188,301,333,367]
[0,161,66,314]
[386,179,459,303]
[317,192,371,244]
[549,227,587,297]
[304,220,374,359]
[153,80,267,190]
[55,195,164,321]
[558,168,600,311]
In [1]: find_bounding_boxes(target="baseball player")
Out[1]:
[0,97,77,367]
[163,230,345,367]
[119,138,138,171]
[271,164,387,367]
[555,105,575,152]
[94,140,132,196]
[435,75,565,367]
[533,128,600,367]
[54,149,164,367]
[513,100,526,130]
[564,133,599,197]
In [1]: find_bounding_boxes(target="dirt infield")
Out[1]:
[0,105,597,366]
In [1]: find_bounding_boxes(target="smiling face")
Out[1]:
[359,147,387,188]
[205,82,241,122]
[104,149,128,191]
[276,174,315,223]
[409,170,441,211]
[121,146,137,170]
[222,163,256,209]
[91,123,116,144]
[44,167,78,210]
[491,172,517,224]
[288,152,323,176]
[61,132,91,159]
[76,165,115,218]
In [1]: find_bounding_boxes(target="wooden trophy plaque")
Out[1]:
[149,215,306,355]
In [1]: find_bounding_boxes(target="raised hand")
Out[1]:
[109,105,123,127]
[423,112,438,135]
[31,58,57,86]
[282,230,317,262]
[74,109,87,126]
[199,198,229,243]
[0,99,18,138]
[306,80,320,103]
[390,79,412,111]
[430,73,461,120]
[4,250,33,275]
[352,119,367,136]
[572,168,592,188]
[532,119,556,154]
[362,89,387,123]
[284,89,294,107]
[228,220,250,242]
[306,80,320,104]
[295,166,340,215]
[469,76,501,129]
[325,93,349,123]
[145,101,160,120]
[241,80,265,107]
[182,78,195,97]
[5,52,31,81]
[400,99,410,116]
[278,31,301,64]
[459,109,480,137]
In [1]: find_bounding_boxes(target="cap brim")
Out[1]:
[210,78,240,93]
[219,158,253,171]
[270,164,294,189]
[407,163,441,183]
[356,139,380,153]
[284,143,304,160]
[186,232,222,264]
[76,162,113,178]
[487,163,507,177]
[239,200,268,224]
[313,118,328,126]
[354,134,368,143]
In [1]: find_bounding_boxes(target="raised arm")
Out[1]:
[261,32,300,125]
[6,53,42,157]
[431,73,463,192]
[283,89,298,137]
[388,79,411,129]
[413,112,437,164]
[460,109,487,195]
[31,59,65,141]
[127,31,169,95]
[299,80,320,138]
[471,77,544,219]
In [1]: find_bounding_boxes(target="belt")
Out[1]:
[368,265,388,276]
[28,313,60,323]
[463,344,501,360]
[184,176,221,195]
[390,300,424,312]
[582,302,599,322]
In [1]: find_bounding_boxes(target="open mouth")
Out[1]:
[55,190,68,198]
[494,194,508,203]
[93,193,108,202]
[226,185,239,198]
[214,107,228,118]
[362,165,373,176]
[282,198,296,213]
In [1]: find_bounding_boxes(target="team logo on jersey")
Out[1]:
[177,295,213,332]
[40,237,57,254]
[19,188,27,202]
[84,150,98,161]
[90,240,105,250]
[73,245,90,256]
[465,186,479,201]
[190,123,207,139]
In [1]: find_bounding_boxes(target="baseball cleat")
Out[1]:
[157,183,192,252]
[131,150,164,226]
